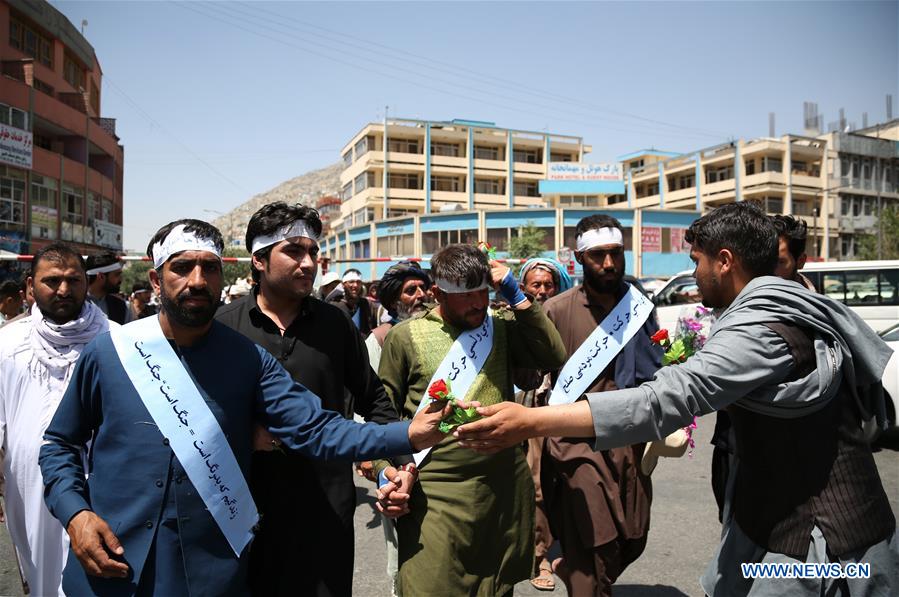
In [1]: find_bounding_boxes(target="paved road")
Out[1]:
[2,421,896,596]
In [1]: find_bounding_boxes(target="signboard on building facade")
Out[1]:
[641,226,662,252]
[547,162,622,182]
[94,220,123,250]
[0,124,33,169]
[669,228,689,253]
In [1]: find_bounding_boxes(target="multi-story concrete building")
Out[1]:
[323,117,697,279]
[623,120,899,260]
[0,0,124,266]
[335,118,593,229]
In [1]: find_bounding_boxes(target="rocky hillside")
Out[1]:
[212,162,342,244]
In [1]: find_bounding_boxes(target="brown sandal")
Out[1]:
[529,561,556,591]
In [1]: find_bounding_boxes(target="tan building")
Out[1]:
[623,119,899,259]
[0,0,125,262]
[334,118,590,230]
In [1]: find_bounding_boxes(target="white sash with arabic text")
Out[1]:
[109,316,258,556]
[413,311,494,465]
[549,284,653,405]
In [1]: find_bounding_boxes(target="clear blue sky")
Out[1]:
[51,1,898,251]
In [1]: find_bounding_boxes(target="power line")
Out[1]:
[234,0,733,139]
[172,1,728,143]
[103,76,250,195]
[212,0,726,140]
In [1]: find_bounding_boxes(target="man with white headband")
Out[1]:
[216,202,412,596]
[508,214,663,596]
[457,203,899,597]
[0,242,111,596]
[85,251,131,325]
[374,242,566,595]
[39,218,452,596]
[329,268,373,337]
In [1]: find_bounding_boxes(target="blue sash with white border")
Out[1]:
[109,316,258,556]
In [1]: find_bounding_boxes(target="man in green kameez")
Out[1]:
[375,243,566,596]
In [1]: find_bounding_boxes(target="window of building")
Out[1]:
[388,173,420,190]
[765,197,783,213]
[341,182,352,201]
[422,229,478,254]
[706,166,734,183]
[9,15,53,68]
[557,195,601,207]
[512,148,541,164]
[792,160,807,174]
[31,174,58,239]
[745,160,756,176]
[387,138,419,154]
[761,157,782,173]
[377,233,414,257]
[351,239,370,259]
[629,159,645,170]
[354,136,373,158]
[354,172,375,194]
[386,208,416,218]
[793,200,812,216]
[0,168,26,228]
[61,185,86,242]
[102,198,113,222]
[431,142,461,157]
[342,151,353,168]
[474,146,500,160]
[550,152,574,162]
[431,175,463,192]
[33,78,54,96]
[0,104,28,130]
[513,180,539,197]
[486,227,509,251]
[475,178,502,195]
[64,53,85,90]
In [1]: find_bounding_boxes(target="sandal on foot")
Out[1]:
[530,563,556,591]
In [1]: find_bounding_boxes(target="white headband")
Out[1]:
[342,271,362,282]
[152,224,222,269]
[86,262,123,276]
[576,227,624,252]
[434,277,491,294]
[250,220,319,255]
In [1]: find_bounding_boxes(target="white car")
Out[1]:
[879,323,899,429]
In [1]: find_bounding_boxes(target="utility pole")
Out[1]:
[382,105,389,221]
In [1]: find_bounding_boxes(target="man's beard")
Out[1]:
[395,299,426,322]
[160,286,218,327]
[36,295,84,325]
[584,266,623,294]
[104,278,121,294]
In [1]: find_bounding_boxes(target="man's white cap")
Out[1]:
[319,271,340,287]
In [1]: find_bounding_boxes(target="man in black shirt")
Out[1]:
[216,202,413,597]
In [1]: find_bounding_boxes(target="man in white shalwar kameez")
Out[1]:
[0,243,110,596]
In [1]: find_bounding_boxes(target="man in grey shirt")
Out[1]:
[455,202,897,596]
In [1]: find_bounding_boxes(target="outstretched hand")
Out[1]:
[408,399,480,451]
[67,510,129,578]
[453,402,535,453]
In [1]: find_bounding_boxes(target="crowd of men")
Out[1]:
[0,201,895,597]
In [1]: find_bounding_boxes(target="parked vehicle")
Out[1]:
[879,323,899,430]
[651,260,899,334]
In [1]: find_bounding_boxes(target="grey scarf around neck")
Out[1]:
[714,275,892,434]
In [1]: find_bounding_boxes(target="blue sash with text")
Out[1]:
[109,316,258,556]
[413,311,494,466]
[550,284,653,405]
